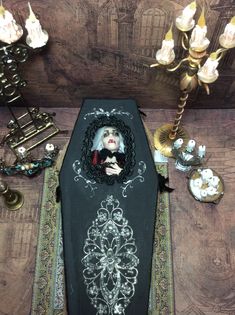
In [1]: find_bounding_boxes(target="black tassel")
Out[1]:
[157,173,174,193]
[138,106,147,117]
[56,186,61,202]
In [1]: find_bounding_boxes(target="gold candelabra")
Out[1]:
[151,2,235,157]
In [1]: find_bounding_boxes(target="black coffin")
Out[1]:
[59,99,158,315]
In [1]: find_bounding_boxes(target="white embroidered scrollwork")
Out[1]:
[121,161,146,198]
[82,195,139,315]
[73,160,97,197]
[83,108,133,120]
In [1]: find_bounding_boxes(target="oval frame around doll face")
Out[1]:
[81,116,135,185]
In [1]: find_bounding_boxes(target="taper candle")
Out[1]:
[156,25,175,65]
[176,1,197,32]
[0,4,23,44]
[25,2,48,49]
[190,8,210,51]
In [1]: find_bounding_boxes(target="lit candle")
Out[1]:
[219,16,235,49]
[197,52,219,83]
[197,144,206,158]
[173,138,183,149]
[25,2,48,49]
[176,1,197,32]
[190,8,210,52]
[186,139,196,152]
[0,4,23,44]
[156,25,175,65]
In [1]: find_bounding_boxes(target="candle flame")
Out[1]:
[189,1,196,10]
[28,2,37,21]
[0,1,5,16]
[198,7,206,28]
[209,52,218,60]
[230,16,235,25]
[165,24,173,40]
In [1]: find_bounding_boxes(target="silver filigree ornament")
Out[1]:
[83,108,133,120]
[121,161,146,198]
[73,160,97,197]
[82,195,139,315]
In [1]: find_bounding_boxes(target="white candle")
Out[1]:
[176,1,196,31]
[206,186,218,196]
[224,22,235,42]
[191,186,202,200]
[156,26,175,65]
[192,178,203,188]
[17,146,27,159]
[45,143,55,153]
[0,5,23,44]
[25,2,48,49]
[208,176,220,188]
[198,53,219,83]
[190,9,210,51]
[219,16,235,49]
[200,189,208,198]
[186,139,196,152]
[197,145,206,158]
[173,138,183,149]
[200,168,213,182]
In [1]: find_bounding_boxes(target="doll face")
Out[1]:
[102,127,120,152]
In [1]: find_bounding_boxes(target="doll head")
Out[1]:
[91,126,125,153]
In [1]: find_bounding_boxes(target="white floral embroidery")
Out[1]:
[82,195,139,315]
[83,108,133,120]
[121,161,146,197]
[73,160,97,197]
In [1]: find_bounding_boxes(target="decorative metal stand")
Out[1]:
[0,143,59,177]
[151,6,235,157]
[188,168,224,203]
[0,43,59,155]
[172,138,206,172]
[0,180,24,210]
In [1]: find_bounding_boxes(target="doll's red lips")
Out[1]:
[108,139,115,144]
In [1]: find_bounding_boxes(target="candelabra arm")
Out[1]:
[181,32,190,50]
[150,62,161,68]
[167,57,189,72]
[203,82,210,95]
[215,47,228,61]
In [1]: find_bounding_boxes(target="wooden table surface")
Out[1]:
[0,107,234,315]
